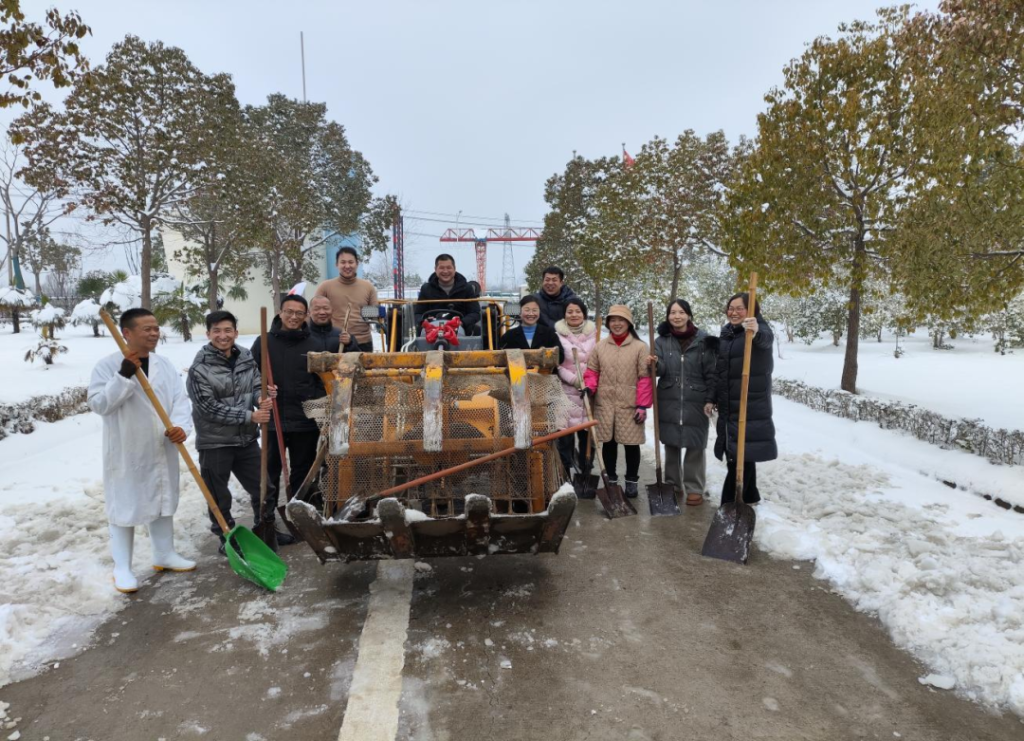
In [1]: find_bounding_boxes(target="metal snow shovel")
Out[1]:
[99,310,287,591]
[646,302,680,516]
[262,354,302,542]
[573,348,636,519]
[570,348,599,500]
[253,308,279,552]
[701,273,759,564]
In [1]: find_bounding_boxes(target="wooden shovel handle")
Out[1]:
[99,309,231,534]
[259,308,270,511]
[646,302,664,476]
[735,273,758,499]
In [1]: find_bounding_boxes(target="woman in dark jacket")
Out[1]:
[654,299,718,506]
[498,294,564,364]
[713,291,777,504]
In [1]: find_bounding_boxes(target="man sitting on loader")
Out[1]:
[415,254,481,335]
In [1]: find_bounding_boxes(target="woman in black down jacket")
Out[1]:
[713,292,777,504]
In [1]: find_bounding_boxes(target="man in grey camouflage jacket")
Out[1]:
[187,310,278,553]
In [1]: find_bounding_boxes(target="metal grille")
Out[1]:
[303,370,572,517]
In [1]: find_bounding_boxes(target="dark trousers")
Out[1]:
[602,441,641,481]
[558,430,591,476]
[268,428,320,500]
[357,341,374,353]
[198,441,275,535]
[721,459,760,504]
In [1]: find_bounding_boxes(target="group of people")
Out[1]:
[496,266,777,508]
[87,246,775,593]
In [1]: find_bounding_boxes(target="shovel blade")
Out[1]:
[277,504,303,542]
[646,483,680,517]
[595,483,636,519]
[572,473,599,500]
[225,526,289,591]
[701,502,757,564]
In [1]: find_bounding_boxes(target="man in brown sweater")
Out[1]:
[314,246,379,352]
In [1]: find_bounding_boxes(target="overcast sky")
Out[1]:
[10,0,938,285]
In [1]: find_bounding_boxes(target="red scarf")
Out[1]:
[611,331,629,346]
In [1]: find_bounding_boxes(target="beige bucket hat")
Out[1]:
[603,304,634,328]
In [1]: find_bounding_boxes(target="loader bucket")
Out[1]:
[295,348,578,562]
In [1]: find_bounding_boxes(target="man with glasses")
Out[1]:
[187,310,273,555]
[250,295,325,542]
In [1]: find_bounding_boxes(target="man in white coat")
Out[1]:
[88,308,196,593]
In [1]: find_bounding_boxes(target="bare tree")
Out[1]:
[0,137,63,287]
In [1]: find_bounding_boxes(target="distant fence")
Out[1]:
[0,386,89,440]
[773,378,1024,468]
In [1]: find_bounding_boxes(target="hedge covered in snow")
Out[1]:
[0,386,88,439]
[774,378,1024,467]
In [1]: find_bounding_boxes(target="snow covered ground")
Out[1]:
[771,331,1024,432]
[1,323,1023,717]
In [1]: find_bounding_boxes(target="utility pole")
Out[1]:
[300,32,307,102]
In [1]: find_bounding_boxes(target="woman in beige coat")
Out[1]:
[583,305,655,498]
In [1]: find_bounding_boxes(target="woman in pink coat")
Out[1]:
[554,297,597,482]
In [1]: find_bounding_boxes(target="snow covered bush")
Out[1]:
[70,298,103,337]
[0,286,37,334]
[986,292,1024,355]
[29,303,66,339]
[23,338,68,366]
[791,285,849,346]
[100,274,180,312]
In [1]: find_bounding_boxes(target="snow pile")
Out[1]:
[753,451,1024,715]
[99,274,181,311]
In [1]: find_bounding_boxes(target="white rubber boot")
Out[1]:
[109,525,138,593]
[148,516,196,572]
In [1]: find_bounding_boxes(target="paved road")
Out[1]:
[2,461,1021,741]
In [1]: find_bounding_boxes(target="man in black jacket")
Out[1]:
[415,254,481,335]
[535,266,577,329]
[308,295,359,353]
[187,310,274,553]
[251,295,325,516]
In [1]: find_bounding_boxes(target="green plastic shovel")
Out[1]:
[100,310,288,591]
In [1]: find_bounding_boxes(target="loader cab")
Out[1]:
[369,297,515,353]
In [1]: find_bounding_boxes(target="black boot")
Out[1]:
[624,478,639,498]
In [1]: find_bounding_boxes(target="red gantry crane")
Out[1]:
[439,225,542,293]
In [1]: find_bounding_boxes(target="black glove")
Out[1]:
[633,407,647,424]
[118,357,139,378]
[579,387,595,399]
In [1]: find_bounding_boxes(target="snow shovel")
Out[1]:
[262,355,302,542]
[701,273,759,564]
[646,302,680,517]
[99,310,287,591]
[253,308,279,553]
[570,348,599,500]
[573,349,636,519]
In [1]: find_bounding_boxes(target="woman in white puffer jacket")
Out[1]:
[554,297,597,482]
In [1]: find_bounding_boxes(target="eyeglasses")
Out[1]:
[281,309,307,318]
[726,307,746,314]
